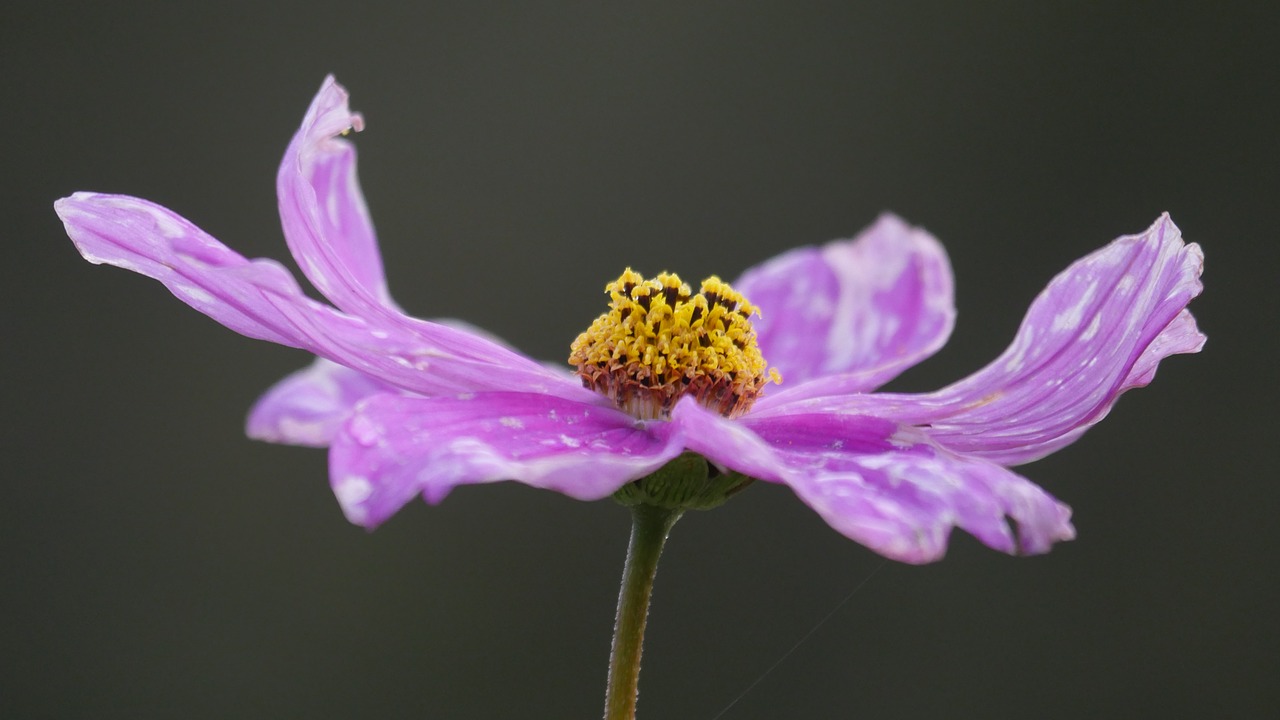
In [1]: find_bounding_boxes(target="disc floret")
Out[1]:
[569,268,781,420]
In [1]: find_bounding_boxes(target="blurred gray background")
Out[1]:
[4,2,1276,718]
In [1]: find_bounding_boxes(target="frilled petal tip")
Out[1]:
[669,399,1075,563]
[302,75,366,146]
[329,392,684,528]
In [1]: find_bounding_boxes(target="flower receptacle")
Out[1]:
[612,452,754,512]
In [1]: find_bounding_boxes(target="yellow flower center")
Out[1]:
[569,269,781,420]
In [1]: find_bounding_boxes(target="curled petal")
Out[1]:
[670,400,1074,563]
[1127,308,1202,388]
[276,75,388,312]
[762,214,1205,466]
[247,358,392,447]
[274,76,582,390]
[56,193,598,400]
[330,393,685,527]
[736,213,955,391]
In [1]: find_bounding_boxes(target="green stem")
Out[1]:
[603,503,682,720]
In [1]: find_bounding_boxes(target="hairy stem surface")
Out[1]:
[603,504,681,720]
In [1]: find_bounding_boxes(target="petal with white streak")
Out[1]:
[761,214,1205,466]
[247,358,393,447]
[274,77,571,382]
[276,75,388,311]
[56,193,596,400]
[735,214,955,391]
[670,400,1074,563]
[329,393,685,527]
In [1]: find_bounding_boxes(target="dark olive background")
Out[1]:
[4,2,1276,718]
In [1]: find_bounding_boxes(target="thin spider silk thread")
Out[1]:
[708,558,888,720]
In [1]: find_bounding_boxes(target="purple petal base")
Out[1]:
[330,392,685,527]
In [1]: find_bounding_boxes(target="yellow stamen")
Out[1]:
[569,269,781,419]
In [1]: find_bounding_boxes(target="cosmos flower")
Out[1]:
[56,76,1204,563]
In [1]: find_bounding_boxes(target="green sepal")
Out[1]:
[612,452,754,511]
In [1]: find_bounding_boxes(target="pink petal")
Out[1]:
[735,213,955,391]
[779,442,1076,563]
[762,214,1205,466]
[276,75,388,312]
[329,393,685,527]
[246,358,393,447]
[670,400,1073,563]
[245,316,534,448]
[273,77,587,393]
[57,192,339,347]
[56,193,595,400]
